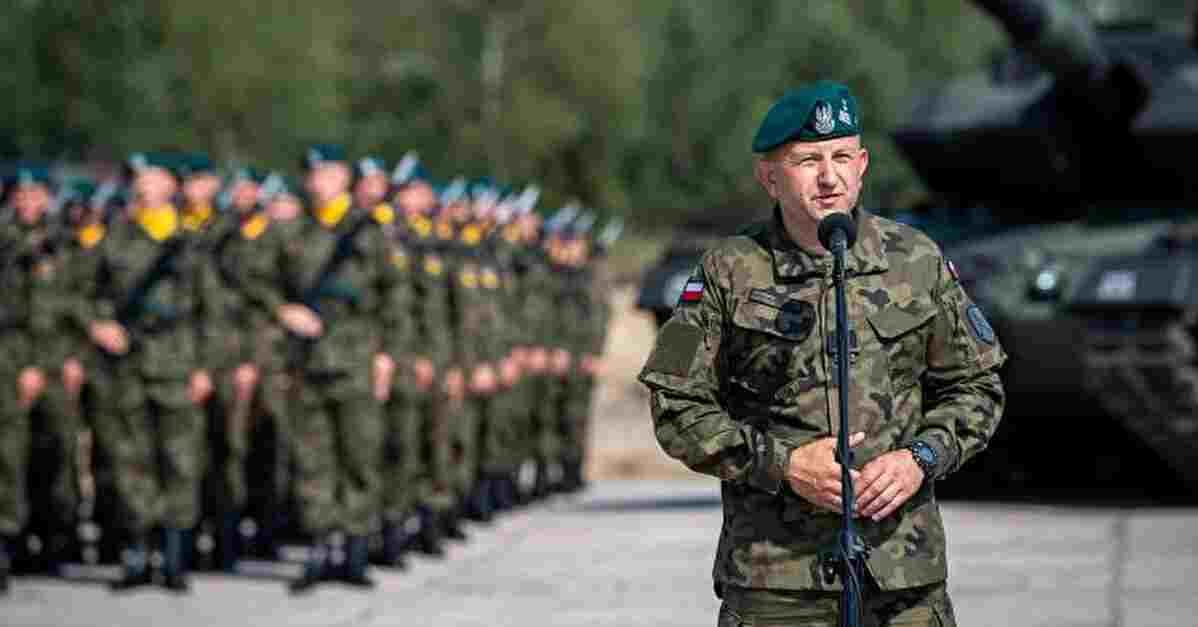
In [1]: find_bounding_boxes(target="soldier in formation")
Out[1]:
[0,146,615,595]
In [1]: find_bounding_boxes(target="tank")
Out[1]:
[893,0,1198,496]
[1066,220,1198,490]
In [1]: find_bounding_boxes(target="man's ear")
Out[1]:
[754,158,777,199]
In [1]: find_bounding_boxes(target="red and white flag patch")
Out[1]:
[679,279,704,305]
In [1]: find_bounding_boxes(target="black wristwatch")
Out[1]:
[904,441,938,479]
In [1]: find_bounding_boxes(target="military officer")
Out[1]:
[638,81,1006,626]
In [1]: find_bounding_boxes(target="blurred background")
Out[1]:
[5,0,1197,501]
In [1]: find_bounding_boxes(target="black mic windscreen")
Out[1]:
[817,212,858,251]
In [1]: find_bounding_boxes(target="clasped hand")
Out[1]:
[785,433,925,521]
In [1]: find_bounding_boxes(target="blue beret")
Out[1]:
[354,156,387,179]
[752,80,861,153]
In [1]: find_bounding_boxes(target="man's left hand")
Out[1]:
[853,449,925,521]
[188,370,214,406]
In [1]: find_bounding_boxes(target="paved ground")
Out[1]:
[4,479,1196,627]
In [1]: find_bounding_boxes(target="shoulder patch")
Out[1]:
[643,320,704,377]
[965,304,995,345]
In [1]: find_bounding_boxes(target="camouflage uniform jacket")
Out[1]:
[638,207,1006,592]
[0,219,75,371]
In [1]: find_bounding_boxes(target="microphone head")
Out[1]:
[817,212,858,251]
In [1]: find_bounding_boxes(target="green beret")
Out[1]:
[230,166,266,185]
[12,162,52,188]
[302,143,347,170]
[125,151,180,179]
[752,80,861,153]
[179,153,215,178]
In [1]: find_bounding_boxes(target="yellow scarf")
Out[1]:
[136,204,179,241]
[77,223,106,249]
[371,203,395,225]
[315,193,351,228]
[182,204,214,231]
[407,214,433,239]
[240,213,270,240]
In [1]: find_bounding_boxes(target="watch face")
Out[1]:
[911,443,936,466]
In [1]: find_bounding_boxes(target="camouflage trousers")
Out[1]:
[718,580,957,627]
[90,363,205,534]
[411,391,456,514]
[381,384,423,522]
[289,370,383,536]
[0,369,80,536]
[452,397,479,498]
[205,368,290,516]
[478,384,527,476]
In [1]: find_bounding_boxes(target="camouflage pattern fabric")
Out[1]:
[639,207,1006,592]
[719,579,957,626]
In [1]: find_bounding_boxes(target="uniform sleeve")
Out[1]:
[917,256,1008,480]
[637,252,792,494]
[378,237,417,359]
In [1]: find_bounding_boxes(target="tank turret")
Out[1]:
[894,0,1198,212]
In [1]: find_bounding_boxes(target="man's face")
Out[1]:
[268,194,302,222]
[13,183,51,225]
[133,167,178,208]
[353,173,388,208]
[395,182,436,217]
[305,162,350,204]
[231,180,259,212]
[183,173,221,207]
[754,135,868,230]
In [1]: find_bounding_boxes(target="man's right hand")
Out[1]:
[443,367,465,400]
[88,320,129,355]
[785,432,865,514]
[276,303,324,338]
[412,357,436,391]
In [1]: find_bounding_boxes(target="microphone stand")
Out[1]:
[830,229,867,627]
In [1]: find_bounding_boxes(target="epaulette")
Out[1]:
[736,219,771,250]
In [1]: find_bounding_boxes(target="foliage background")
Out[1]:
[7,0,1147,229]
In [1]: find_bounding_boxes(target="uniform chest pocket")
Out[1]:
[727,295,821,402]
[866,300,936,391]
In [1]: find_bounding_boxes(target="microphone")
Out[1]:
[817,212,858,254]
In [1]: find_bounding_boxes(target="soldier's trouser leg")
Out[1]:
[330,374,383,537]
[452,398,480,500]
[718,580,958,627]
[383,388,420,524]
[25,380,80,568]
[150,379,205,531]
[255,371,292,546]
[291,373,339,536]
[93,369,158,534]
[0,373,30,538]
[561,376,592,469]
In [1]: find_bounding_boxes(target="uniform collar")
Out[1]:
[765,205,889,280]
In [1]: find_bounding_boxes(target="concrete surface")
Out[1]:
[3,480,1196,627]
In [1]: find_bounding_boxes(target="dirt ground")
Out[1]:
[584,283,700,481]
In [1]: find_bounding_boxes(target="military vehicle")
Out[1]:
[892,0,1198,496]
[1067,220,1198,490]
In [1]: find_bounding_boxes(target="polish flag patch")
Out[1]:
[679,279,705,304]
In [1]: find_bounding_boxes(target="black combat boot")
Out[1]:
[376,521,409,570]
[0,536,12,595]
[412,506,445,558]
[531,461,552,500]
[562,459,586,493]
[217,512,241,573]
[494,473,518,511]
[109,535,153,592]
[464,480,494,524]
[161,527,191,593]
[340,535,375,588]
[288,537,331,594]
[442,506,468,542]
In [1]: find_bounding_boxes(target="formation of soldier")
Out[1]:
[0,145,616,594]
